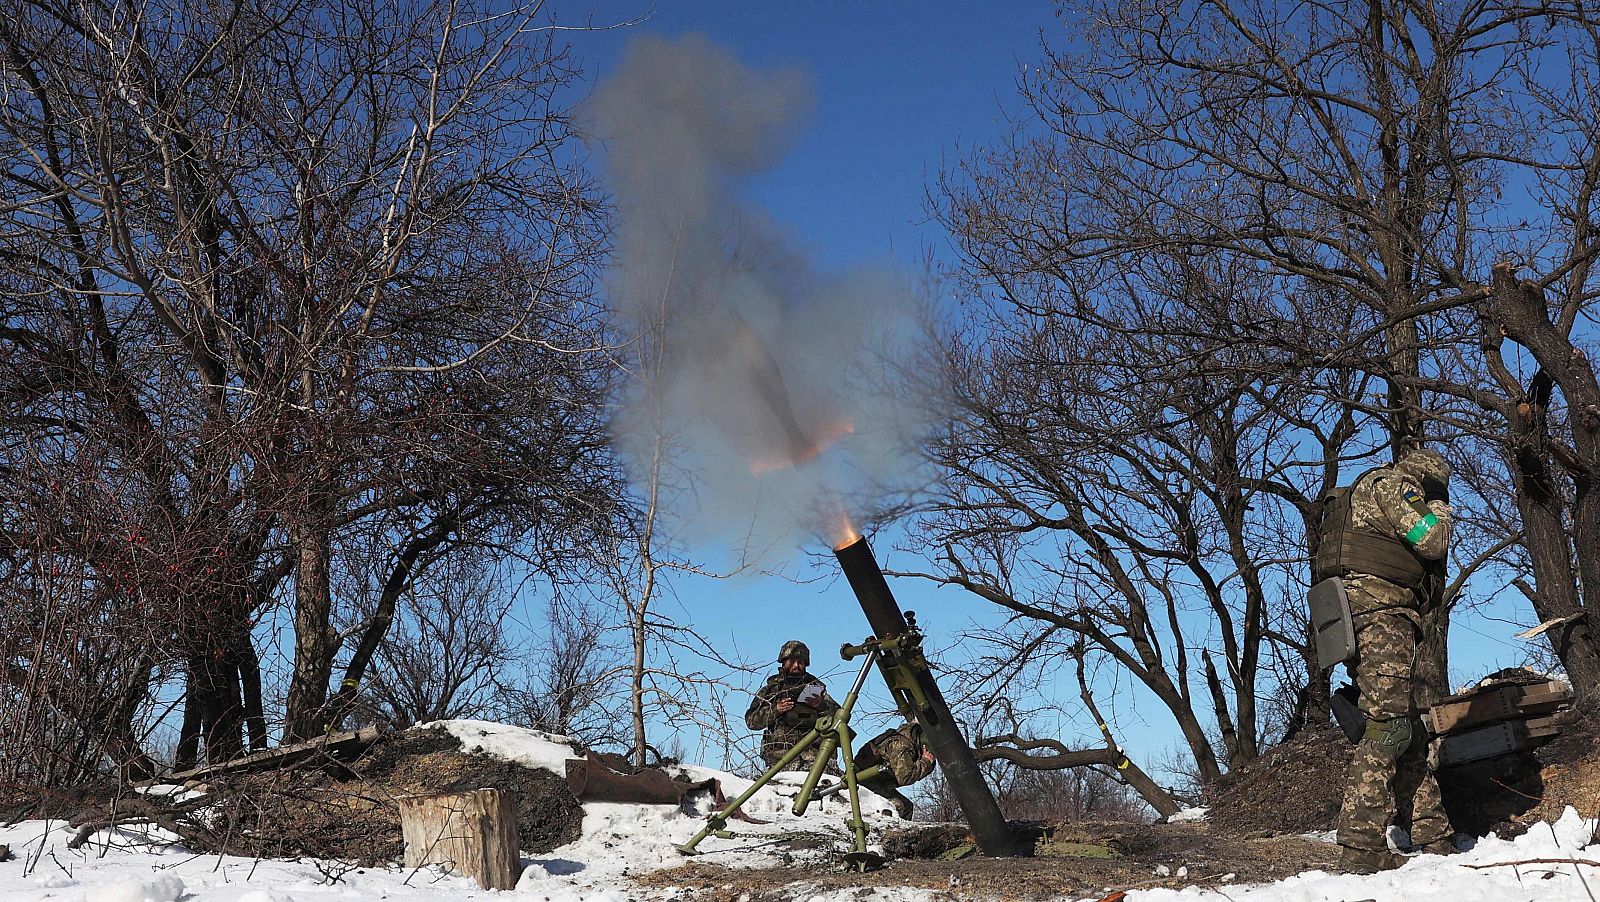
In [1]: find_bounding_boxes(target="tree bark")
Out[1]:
[398,789,522,891]
[285,523,337,740]
[1485,265,1600,691]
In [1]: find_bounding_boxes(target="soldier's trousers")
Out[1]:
[1337,602,1450,852]
[761,736,841,775]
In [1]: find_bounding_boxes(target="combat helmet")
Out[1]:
[1396,448,1450,485]
[778,639,810,665]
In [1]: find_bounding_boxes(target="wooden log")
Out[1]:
[398,788,521,890]
[135,725,383,787]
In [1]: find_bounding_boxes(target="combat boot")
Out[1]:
[885,788,913,820]
[1414,838,1458,856]
[1338,846,1406,874]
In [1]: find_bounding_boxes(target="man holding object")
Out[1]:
[745,640,840,771]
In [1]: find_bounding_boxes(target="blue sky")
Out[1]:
[552,0,1069,764]
[564,1,1055,271]
[540,1,1546,776]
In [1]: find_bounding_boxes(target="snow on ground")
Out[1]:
[1126,807,1600,902]
[415,719,579,775]
[3,720,1598,901]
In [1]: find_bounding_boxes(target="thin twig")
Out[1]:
[1464,857,1600,869]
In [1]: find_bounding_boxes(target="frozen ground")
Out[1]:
[1,720,1597,901]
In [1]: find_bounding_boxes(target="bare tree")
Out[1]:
[598,429,750,767]
[901,252,1371,784]
[352,556,513,729]
[495,593,625,743]
[0,0,616,784]
[935,0,1600,693]
[919,3,1600,802]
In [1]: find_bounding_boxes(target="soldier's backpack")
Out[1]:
[855,722,935,787]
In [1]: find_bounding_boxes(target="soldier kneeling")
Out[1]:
[854,721,936,819]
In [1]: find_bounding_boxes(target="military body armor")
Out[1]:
[1314,470,1426,589]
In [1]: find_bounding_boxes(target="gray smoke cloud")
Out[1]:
[592,35,931,555]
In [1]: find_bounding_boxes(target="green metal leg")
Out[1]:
[680,644,889,871]
[790,722,841,816]
[836,718,868,856]
[676,726,822,855]
[815,764,884,800]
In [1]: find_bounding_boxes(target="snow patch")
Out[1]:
[1126,805,1600,901]
[412,718,579,774]
[236,892,296,902]
[1168,806,1209,823]
[85,874,184,902]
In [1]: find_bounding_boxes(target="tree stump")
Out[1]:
[398,788,521,890]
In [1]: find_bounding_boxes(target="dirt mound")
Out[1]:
[1488,693,1600,836]
[1206,692,1600,840]
[881,822,971,859]
[199,726,583,864]
[1205,723,1350,836]
[650,821,1338,901]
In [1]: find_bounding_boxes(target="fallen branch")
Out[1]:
[975,734,1120,770]
[1464,858,1600,870]
[68,793,217,850]
[975,732,1181,818]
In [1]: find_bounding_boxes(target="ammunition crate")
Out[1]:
[1427,677,1570,769]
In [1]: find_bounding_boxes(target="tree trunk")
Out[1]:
[184,645,244,765]
[325,518,457,727]
[1202,653,1244,769]
[105,653,157,781]
[1487,265,1600,692]
[398,789,522,890]
[285,523,337,740]
[631,608,648,768]
[237,631,268,752]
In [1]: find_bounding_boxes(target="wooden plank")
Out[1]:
[1520,687,1569,707]
[1428,680,1570,735]
[399,788,521,890]
[137,725,383,787]
[1438,713,1566,767]
[1523,714,1563,741]
[1428,686,1519,735]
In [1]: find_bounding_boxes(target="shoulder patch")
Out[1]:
[1403,488,1424,505]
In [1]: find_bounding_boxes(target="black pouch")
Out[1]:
[1331,683,1364,745]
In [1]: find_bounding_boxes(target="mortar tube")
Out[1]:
[832,536,1021,857]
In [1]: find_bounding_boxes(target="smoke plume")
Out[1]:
[592,35,930,554]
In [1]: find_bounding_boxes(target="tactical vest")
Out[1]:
[1314,469,1425,589]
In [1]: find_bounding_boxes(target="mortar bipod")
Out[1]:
[676,641,885,871]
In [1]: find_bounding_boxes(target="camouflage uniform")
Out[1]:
[744,669,840,772]
[855,722,936,819]
[1335,451,1454,870]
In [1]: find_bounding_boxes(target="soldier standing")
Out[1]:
[744,640,840,772]
[1316,448,1456,873]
